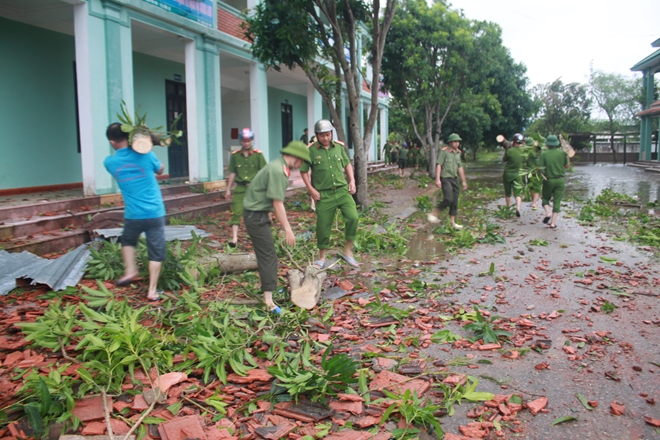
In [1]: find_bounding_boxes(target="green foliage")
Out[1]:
[478,223,505,245]
[414,174,434,188]
[365,293,411,322]
[492,205,516,219]
[430,329,462,344]
[463,306,511,344]
[268,347,359,403]
[529,238,549,246]
[415,195,433,212]
[595,188,637,205]
[601,301,616,314]
[354,222,408,255]
[379,389,443,439]
[85,240,124,281]
[528,79,592,134]
[433,376,493,417]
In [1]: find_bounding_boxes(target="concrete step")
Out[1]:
[0,182,207,222]
[0,188,228,240]
[0,164,394,255]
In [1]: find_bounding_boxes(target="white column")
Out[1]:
[74,3,97,196]
[307,82,323,139]
[74,1,133,195]
[185,40,200,183]
[380,107,388,161]
[250,62,271,160]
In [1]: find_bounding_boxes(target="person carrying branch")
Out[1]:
[243,141,311,314]
[538,135,570,229]
[428,133,468,230]
[502,133,525,217]
[224,128,267,247]
[301,119,360,269]
[104,123,166,302]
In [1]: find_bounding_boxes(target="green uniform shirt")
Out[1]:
[227,149,267,184]
[398,148,409,160]
[300,140,351,190]
[384,143,393,153]
[436,147,462,178]
[538,148,568,179]
[503,146,524,173]
[243,157,290,212]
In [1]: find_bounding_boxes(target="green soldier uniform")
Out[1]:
[436,145,463,216]
[538,139,569,214]
[383,142,393,164]
[502,145,524,198]
[243,142,311,298]
[301,139,359,252]
[398,145,409,168]
[408,146,418,168]
[391,144,399,163]
[227,148,266,226]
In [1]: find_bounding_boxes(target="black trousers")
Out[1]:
[438,177,459,216]
[244,209,277,292]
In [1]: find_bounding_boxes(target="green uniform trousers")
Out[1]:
[229,184,248,226]
[438,177,460,216]
[542,177,565,213]
[385,152,391,164]
[503,172,522,198]
[316,187,359,250]
[244,209,278,292]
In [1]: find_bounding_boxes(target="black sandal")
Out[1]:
[542,216,550,224]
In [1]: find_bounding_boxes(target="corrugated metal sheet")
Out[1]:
[0,226,209,296]
[0,243,91,296]
[95,225,210,241]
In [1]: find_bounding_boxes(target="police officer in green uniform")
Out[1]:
[428,133,468,229]
[382,141,393,164]
[398,142,409,177]
[225,128,267,247]
[301,119,360,269]
[243,141,311,314]
[538,135,570,229]
[524,137,542,210]
[502,133,525,217]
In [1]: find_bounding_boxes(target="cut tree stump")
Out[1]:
[288,266,327,309]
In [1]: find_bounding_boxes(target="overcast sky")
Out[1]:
[448,0,660,87]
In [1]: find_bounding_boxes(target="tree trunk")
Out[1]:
[610,134,617,164]
[198,252,258,273]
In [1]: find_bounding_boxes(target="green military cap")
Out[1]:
[281,140,312,163]
[447,133,462,142]
[545,135,560,147]
[525,138,535,147]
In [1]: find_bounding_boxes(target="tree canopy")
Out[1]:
[588,69,641,162]
[527,79,592,136]
[381,0,532,172]
[244,0,397,206]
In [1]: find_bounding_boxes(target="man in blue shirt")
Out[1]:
[104,123,166,301]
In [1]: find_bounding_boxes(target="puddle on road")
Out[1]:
[405,229,446,261]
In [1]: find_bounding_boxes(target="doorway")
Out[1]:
[166,80,188,179]
[281,103,293,148]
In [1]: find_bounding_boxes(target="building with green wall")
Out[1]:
[632,37,660,161]
[0,0,389,195]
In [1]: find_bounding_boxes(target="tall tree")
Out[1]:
[527,79,592,135]
[588,69,641,163]
[244,0,397,207]
[381,0,518,175]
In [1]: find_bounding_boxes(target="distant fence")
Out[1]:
[569,132,659,164]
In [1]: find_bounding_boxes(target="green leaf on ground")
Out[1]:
[575,393,593,410]
[552,415,578,425]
